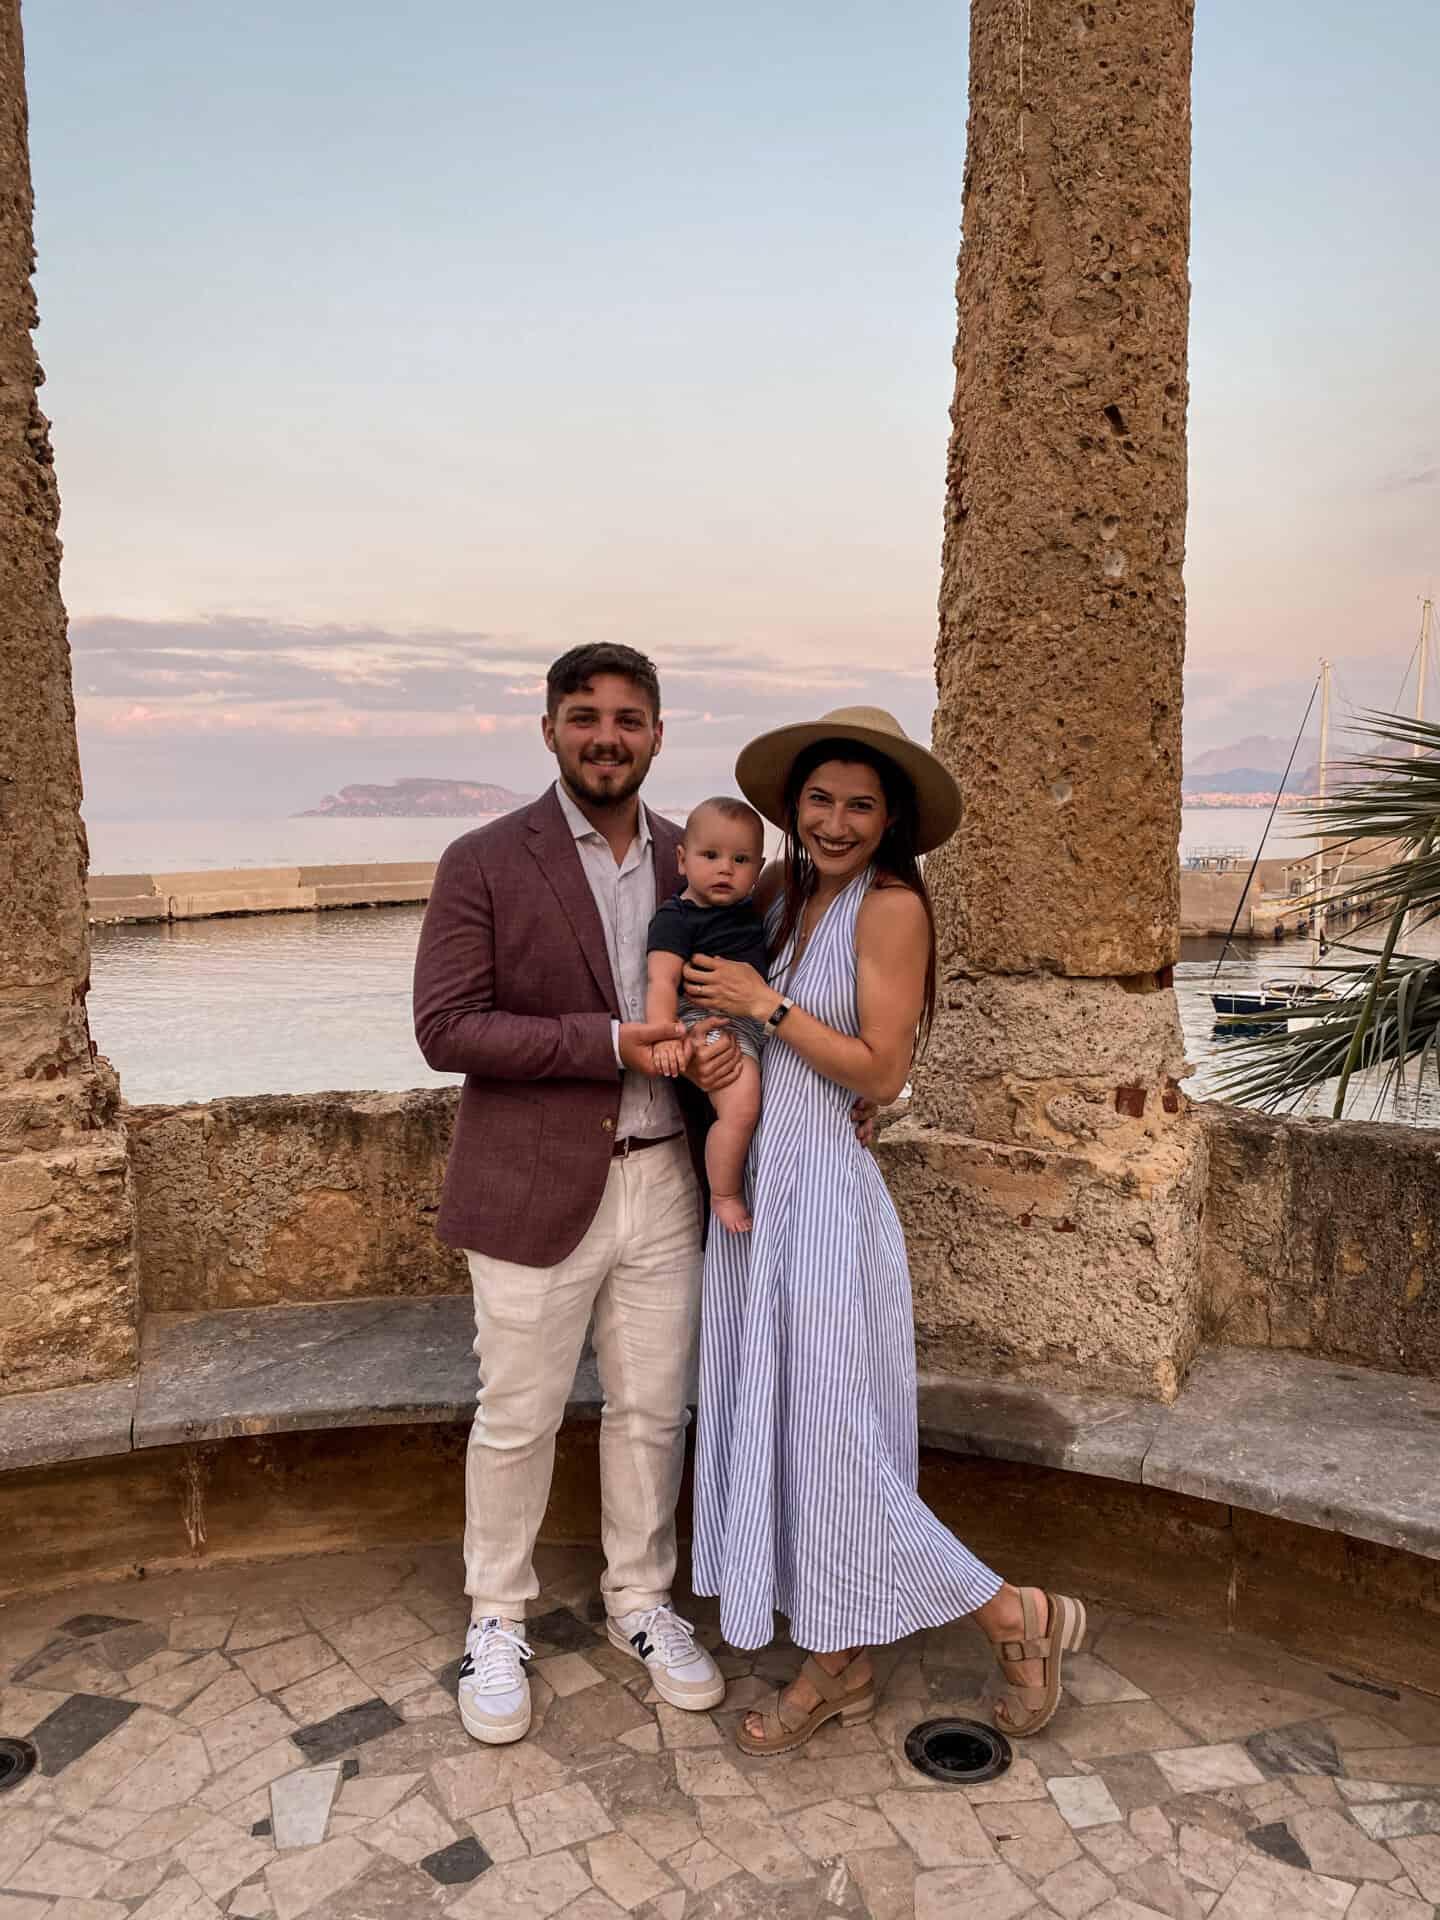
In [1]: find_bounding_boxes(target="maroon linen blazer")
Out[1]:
[413,787,707,1265]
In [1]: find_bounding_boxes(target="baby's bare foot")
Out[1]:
[711,1192,752,1233]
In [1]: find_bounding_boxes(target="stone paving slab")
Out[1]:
[0,1543,1437,1919]
[1143,1347,1440,1559]
[132,1301,601,1447]
[0,1375,136,1471]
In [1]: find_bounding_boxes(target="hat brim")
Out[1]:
[735,719,961,856]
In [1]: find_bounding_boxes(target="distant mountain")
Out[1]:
[1183,764,1320,796]
[297,779,532,819]
[1186,735,1319,777]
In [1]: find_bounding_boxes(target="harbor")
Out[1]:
[1178,842,1388,939]
[84,846,1396,944]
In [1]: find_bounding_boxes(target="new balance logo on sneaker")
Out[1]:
[609,1605,725,1711]
[456,1616,534,1746]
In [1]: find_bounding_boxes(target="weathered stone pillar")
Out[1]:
[881,0,1204,1400]
[0,2,137,1392]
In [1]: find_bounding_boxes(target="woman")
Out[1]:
[682,706,1085,1755]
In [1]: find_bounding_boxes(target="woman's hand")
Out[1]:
[683,954,779,1024]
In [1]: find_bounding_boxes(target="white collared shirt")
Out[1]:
[554,781,681,1142]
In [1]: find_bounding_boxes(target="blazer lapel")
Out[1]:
[525,789,620,1017]
[651,812,684,906]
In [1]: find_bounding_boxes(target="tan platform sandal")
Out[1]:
[734,1653,875,1756]
[991,1589,1087,1738]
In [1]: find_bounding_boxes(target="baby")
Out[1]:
[646,797,768,1233]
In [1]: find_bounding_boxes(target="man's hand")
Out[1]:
[652,1036,692,1079]
[851,1098,878,1146]
[683,1018,745,1094]
[618,1020,688,1076]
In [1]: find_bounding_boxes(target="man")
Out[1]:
[414,642,741,1744]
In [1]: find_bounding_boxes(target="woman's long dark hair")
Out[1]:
[773,738,938,1054]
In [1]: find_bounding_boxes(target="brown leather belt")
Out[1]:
[613,1131,682,1159]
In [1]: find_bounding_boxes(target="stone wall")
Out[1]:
[1198,1101,1440,1377]
[119,1085,1440,1392]
[0,1,138,1395]
[126,1091,465,1313]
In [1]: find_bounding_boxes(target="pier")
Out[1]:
[86,861,436,924]
[1179,845,1393,940]
[86,851,1386,941]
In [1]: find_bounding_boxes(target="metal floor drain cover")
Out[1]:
[0,1738,38,1793]
[904,1716,1012,1785]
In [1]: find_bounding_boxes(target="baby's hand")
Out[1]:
[652,1037,692,1079]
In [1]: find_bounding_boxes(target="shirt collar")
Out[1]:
[554,780,652,850]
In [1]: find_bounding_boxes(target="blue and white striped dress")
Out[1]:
[692,868,1004,1653]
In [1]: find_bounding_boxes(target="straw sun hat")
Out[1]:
[735,706,961,856]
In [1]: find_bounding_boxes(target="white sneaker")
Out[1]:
[457,1616,533,1745]
[608,1605,725,1710]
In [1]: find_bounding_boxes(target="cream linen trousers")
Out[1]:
[463,1134,703,1623]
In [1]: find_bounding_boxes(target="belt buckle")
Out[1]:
[612,1135,632,1159]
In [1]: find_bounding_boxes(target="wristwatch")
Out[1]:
[765,996,793,1034]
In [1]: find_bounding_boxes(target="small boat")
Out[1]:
[1211,990,1276,1019]
[1211,979,1328,1021]
[1210,660,1336,1028]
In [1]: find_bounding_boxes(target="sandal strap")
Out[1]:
[752,1681,820,1740]
[995,1683,1047,1729]
[772,1697,805,1734]
[999,1590,1054,1665]
[998,1635,1051,1663]
[999,1681,1047,1708]
[800,1655,856,1704]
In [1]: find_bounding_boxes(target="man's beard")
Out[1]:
[559,748,652,809]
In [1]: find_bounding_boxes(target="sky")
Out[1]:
[20,0,1440,820]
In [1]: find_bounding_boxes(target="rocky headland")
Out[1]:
[297,778,530,818]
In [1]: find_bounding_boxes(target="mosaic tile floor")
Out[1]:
[2,1544,1439,1918]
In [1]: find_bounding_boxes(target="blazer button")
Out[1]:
[601,1117,615,1132]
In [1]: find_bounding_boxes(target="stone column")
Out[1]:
[881,0,1204,1400]
[0,1,137,1392]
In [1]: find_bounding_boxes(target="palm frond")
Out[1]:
[1215,709,1440,1118]
[1213,954,1440,1115]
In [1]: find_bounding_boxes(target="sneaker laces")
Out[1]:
[466,1618,533,1692]
[633,1605,701,1667]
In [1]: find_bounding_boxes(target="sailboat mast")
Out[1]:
[1416,596,1434,752]
[1311,658,1331,967]
[1401,597,1434,948]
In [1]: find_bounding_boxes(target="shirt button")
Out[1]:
[601,1117,615,1133]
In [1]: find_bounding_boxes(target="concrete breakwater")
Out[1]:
[87,858,1297,935]
[1180,863,1388,941]
[87,856,1298,938]
[1180,857,1300,940]
[87,861,436,924]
